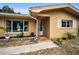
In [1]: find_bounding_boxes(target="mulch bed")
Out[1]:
[0,37,37,47]
[21,38,79,55]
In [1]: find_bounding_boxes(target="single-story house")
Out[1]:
[0,4,79,39]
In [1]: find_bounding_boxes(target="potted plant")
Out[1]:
[30,32,35,37]
[30,32,35,41]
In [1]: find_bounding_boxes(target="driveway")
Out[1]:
[0,40,58,55]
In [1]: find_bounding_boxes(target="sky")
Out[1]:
[0,3,79,14]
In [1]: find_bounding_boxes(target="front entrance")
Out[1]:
[36,16,50,39]
[37,17,50,41]
[39,20,44,35]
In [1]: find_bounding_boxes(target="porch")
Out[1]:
[35,15,50,41]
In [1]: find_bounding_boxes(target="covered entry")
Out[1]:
[35,15,50,39]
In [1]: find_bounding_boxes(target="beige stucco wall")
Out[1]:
[29,19,36,35]
[43,18,50,38]
[0,17,36,37]
[0,18,5,37]
[50,11,78,38]
[38,10,79,39]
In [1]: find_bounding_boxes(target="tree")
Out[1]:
[16,12,21,14]
[2,5,14,13]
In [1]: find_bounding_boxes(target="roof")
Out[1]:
[0,12,36,19]
[29,3,79,17]
[0,12,29,17]
[29,4,79,12]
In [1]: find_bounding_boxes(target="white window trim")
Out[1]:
[23,20,29,32]
[62,20,73,28]
[23,20,24,32]
[11,20,13,32]
[57,19,76,28]
[73,20,76,28]
[5,20,29,33]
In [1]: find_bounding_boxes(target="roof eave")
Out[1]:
[29,4,79,17]
[29,4,79,13]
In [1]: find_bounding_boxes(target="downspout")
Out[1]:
[29,9,39,40]
[35,19,39,40]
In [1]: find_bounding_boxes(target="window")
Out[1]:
[24,21,29,31]
[62,20,73,27]
[6,20,11,32]
[40,21,43,31]
[13,21,23,32]
[6,20,29,32]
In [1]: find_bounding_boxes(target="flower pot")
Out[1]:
[5,36,10,40]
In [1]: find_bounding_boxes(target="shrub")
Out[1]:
[16,33,24,38]
[62,37,66,40]
[0,42,5,46]
[63,32,76,39]
[54,38,63,46]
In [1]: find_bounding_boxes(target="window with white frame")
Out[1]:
[13,21,23,32]
[24,21,29,31]
[40,21,43,31]
[6,20,11,32]
[61,20,73,27]
[6,20,29,32]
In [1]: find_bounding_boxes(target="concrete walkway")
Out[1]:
[0,40,58,55]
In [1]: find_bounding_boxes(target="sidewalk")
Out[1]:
[0,40,58,55]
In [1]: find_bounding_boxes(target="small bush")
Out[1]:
[54,38,63,46]
[61,37,67,40]
[0,42,5,46]
[63,32,76,39]
[16,33,24,38]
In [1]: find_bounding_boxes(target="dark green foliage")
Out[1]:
[64,32,76,39]
[54,38,63,46]
[2,5,14,13]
